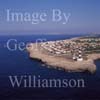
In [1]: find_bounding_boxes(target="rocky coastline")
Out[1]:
[26,38,100,74]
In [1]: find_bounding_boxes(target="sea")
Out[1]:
[0,34,100,100]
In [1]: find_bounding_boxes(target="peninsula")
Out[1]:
[27,36,100,74]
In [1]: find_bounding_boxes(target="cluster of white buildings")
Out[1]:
[40,40,84,61]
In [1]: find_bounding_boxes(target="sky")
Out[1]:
[0,0,100,35]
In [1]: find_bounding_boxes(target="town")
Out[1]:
[40,36,100,61]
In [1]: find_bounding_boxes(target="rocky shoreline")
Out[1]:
[26,38,100,74]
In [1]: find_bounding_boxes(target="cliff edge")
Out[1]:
[26,42,100,73]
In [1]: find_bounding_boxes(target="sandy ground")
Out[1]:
[26,43,100,74]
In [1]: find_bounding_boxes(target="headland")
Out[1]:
[27,36,100,73]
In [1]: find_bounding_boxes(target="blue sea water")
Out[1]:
[0,34,100,100]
